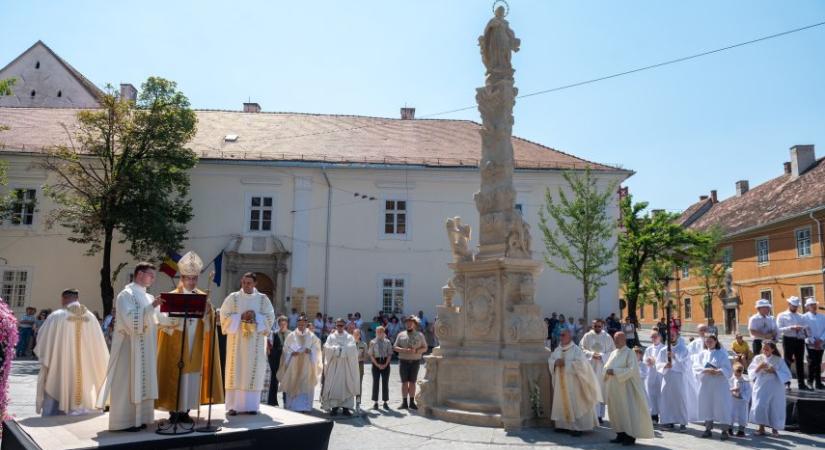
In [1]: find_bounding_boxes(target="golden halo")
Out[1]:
[492,0,509,17]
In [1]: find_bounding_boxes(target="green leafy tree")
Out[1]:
[687,227,726,322]
[619,196,691,324]
[538,168,618,324]
[0,77,14,97]
[641,255,677,318]
[42,77,198,315]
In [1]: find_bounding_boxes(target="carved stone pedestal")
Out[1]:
[417,258,552,429]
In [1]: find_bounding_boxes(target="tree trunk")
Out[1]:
[626,271,640,324]
[582,281,589,325]
[100,225,115,316]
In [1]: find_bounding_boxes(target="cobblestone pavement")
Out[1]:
[6,358,824,449]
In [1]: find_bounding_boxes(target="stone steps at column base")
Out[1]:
[444,398,501,414]
[429,405,503,427]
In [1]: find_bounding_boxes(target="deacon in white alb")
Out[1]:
[655,331,697,430]
[220,272,276,415]
[321,318,360,416]
[97,262,163,431]
[693,334,733,440]
[642,330,664,423]
[748,341,791,436]
[604,332,654,446]
[34,288,109,416]
[548,328,601,436]
[580,319,614,422]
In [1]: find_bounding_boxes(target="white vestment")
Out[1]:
[548,343,601,431]
[748,354,791,430]
[604,346,654,439]
[693,348,733,425]
[220,289,275,412]
[34,301,109,416]
[729,375,751,428]
[580,330,615,418]
[655,339,698,425]
[97,283,160,430]
[278,329,322,412]
[321,331,360,410]
[643,343,663,415]
[156,288,204,411]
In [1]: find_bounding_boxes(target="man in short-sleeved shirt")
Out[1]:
[394,315,427,410]
[748,299,777,355]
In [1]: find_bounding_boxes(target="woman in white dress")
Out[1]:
[693,334,733,440]
[748,341,791,437]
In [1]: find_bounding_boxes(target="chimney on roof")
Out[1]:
[783,161,792,174]
[699,195,709,201]
[710,190,718,203]
[790,145,815,178]
[400,107,416,120]
[243,102,261,113]
[119,83,137,102]
[735,180,749,197]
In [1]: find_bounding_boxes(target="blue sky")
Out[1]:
[2,0,824,212]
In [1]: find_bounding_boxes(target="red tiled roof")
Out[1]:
[0,107,630,172]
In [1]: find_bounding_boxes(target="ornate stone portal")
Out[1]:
[417,6,552,428]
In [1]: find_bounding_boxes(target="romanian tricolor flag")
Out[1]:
[159,250,182,277]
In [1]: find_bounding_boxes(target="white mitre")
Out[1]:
[178,251,203,277]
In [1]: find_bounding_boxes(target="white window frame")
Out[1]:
[681,264,690,279]
[722,246,733,269]
[800,285,815,301]
[379,195,410,240]
[755,237,770,265]
[759,289,773,305]
[1,266,32,315]
[684,297,692,320]
[377,274,409,315]
[796,226,812,258]
[2,184,39,229]
[244,192,276,235]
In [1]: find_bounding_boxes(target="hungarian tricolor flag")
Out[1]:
[159,251,182,277]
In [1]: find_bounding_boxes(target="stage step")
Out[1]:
[443,398,501,414]
[430,405,503,427]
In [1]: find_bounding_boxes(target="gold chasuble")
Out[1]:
[156,286,224,410]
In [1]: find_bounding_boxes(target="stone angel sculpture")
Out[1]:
[446,216,473,263]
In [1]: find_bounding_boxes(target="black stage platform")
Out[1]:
[786,389,825,434]
[1,404,332,450]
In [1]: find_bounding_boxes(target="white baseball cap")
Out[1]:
[755,299,772,309]
[805,297,818,307]
[787,296,801,307]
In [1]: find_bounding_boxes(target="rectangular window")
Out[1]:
[639,304,645,319]
[681,264,690,279]
[9,188,36,226]
[684,298,692,320]
[248,195,273,232]
[796,228,812,257]
[760,289,772,305]
[722,247,733,269]
[383,199,407,238]
[801,285,815,301]
[1,270,28,309]
[381,277,405,314]
[756,238,769,264]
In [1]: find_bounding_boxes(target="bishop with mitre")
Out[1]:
[156,251,223,423]
[34,288,109,416]
[220,272,275,415]
[548,328,601,436]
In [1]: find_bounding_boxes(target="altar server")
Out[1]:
[643,331,664,423]
[655,331,696,431]
[693,334,733,440]
[728,363,751,437]
[748,341,791,436]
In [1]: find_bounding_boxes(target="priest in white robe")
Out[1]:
[34,289,109,416]
[220,272,275,415]
[748,341,791,436]
[97,262,163,431]
[604,332,654,446]
[580,319,615,422]
[321,319,360,416]
[548,328,601,436]
[155,252,223,423]
[278,316,322,411]
[693,335,732,440]
[643,330,664,423]
[655,332,697,430]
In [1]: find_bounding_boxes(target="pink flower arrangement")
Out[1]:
[0,298,19,422]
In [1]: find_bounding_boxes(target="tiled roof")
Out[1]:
[684,158,825,236]
[0,107,630,172]
[676,197,714,227]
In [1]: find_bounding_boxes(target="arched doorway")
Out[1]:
[255,272,275,300]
